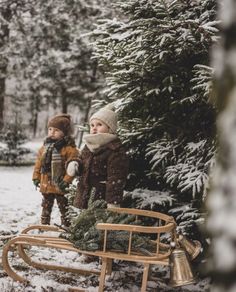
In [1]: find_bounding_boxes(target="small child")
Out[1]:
[70,104,129,209]
[32,113,80,226]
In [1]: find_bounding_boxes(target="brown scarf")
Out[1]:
[41,137,66,185]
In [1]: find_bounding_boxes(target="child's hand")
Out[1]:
[33,179,40,188]
[67,161,79,176]
[58,180,69,192]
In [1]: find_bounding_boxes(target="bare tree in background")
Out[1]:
[0,4,11,129]
[207,1,236,291]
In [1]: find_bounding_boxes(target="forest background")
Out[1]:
[0,0,221,288]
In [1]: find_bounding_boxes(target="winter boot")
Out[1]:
[41,216,50,225]
[61,215,70,227]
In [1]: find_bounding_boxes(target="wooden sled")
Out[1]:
[2,208,176,292]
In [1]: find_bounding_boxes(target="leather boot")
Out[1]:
[41,216,50,225]
[61,216,70,227]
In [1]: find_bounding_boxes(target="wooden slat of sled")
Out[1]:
[2,208,177,292]
[68,288,88,292]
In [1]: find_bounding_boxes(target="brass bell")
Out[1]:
[178,234,202,260]
[169,247,196,287]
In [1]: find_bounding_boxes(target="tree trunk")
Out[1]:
[77,63,97,147]
[32,111,38,138]
[77,96,92,148]
[207,1,236,290]
[0,77,5,130]
[61,87,67,113]
[32,93,41,137]
[0,6,11,130]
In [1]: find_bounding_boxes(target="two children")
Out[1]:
[32,114,79,226]
[33,105,129,226]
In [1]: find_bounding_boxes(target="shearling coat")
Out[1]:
[32,137,80,195]
[74,138,129,209]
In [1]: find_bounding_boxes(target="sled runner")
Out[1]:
[2,208,176,292]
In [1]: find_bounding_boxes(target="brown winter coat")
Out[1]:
[74,138,129,209]
[32,137,80,195]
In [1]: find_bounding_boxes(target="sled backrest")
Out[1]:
[96,207,177,260]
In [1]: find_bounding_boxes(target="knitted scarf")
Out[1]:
[83,133,117,152]
[41,137,67,184]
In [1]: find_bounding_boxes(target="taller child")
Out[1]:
[72,105,129,209]
[32,114,79,226]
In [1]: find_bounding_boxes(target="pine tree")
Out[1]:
[0,114,30,165]
[92,0,219,237]
[0,0,34,129]
[7,0,115,135]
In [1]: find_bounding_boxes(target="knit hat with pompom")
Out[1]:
[48,114,72,136]
[90,103,118,133]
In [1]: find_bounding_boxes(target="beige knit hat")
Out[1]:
[48,114,72,136]
[90,104,118,133]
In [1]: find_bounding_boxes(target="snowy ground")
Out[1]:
[0,141,210,291]
[0,165,163,291]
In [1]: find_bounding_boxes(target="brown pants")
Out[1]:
[41,193,70,226]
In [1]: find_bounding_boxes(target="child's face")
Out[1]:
[48,127,64,140]
[90,119,110,134]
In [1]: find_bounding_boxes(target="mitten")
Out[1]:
[107,203,120,208]
[33,179,40,188]
[66,161,79,176]
[58,180,69,192]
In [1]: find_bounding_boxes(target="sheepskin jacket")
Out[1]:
[74,138,129,209]
[33,136,80,195]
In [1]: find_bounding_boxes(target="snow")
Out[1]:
[0,140,103,291]
[21,140,42,153]
[0,165,153,291]
[0,141,209,291]
[0,166,42,232]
